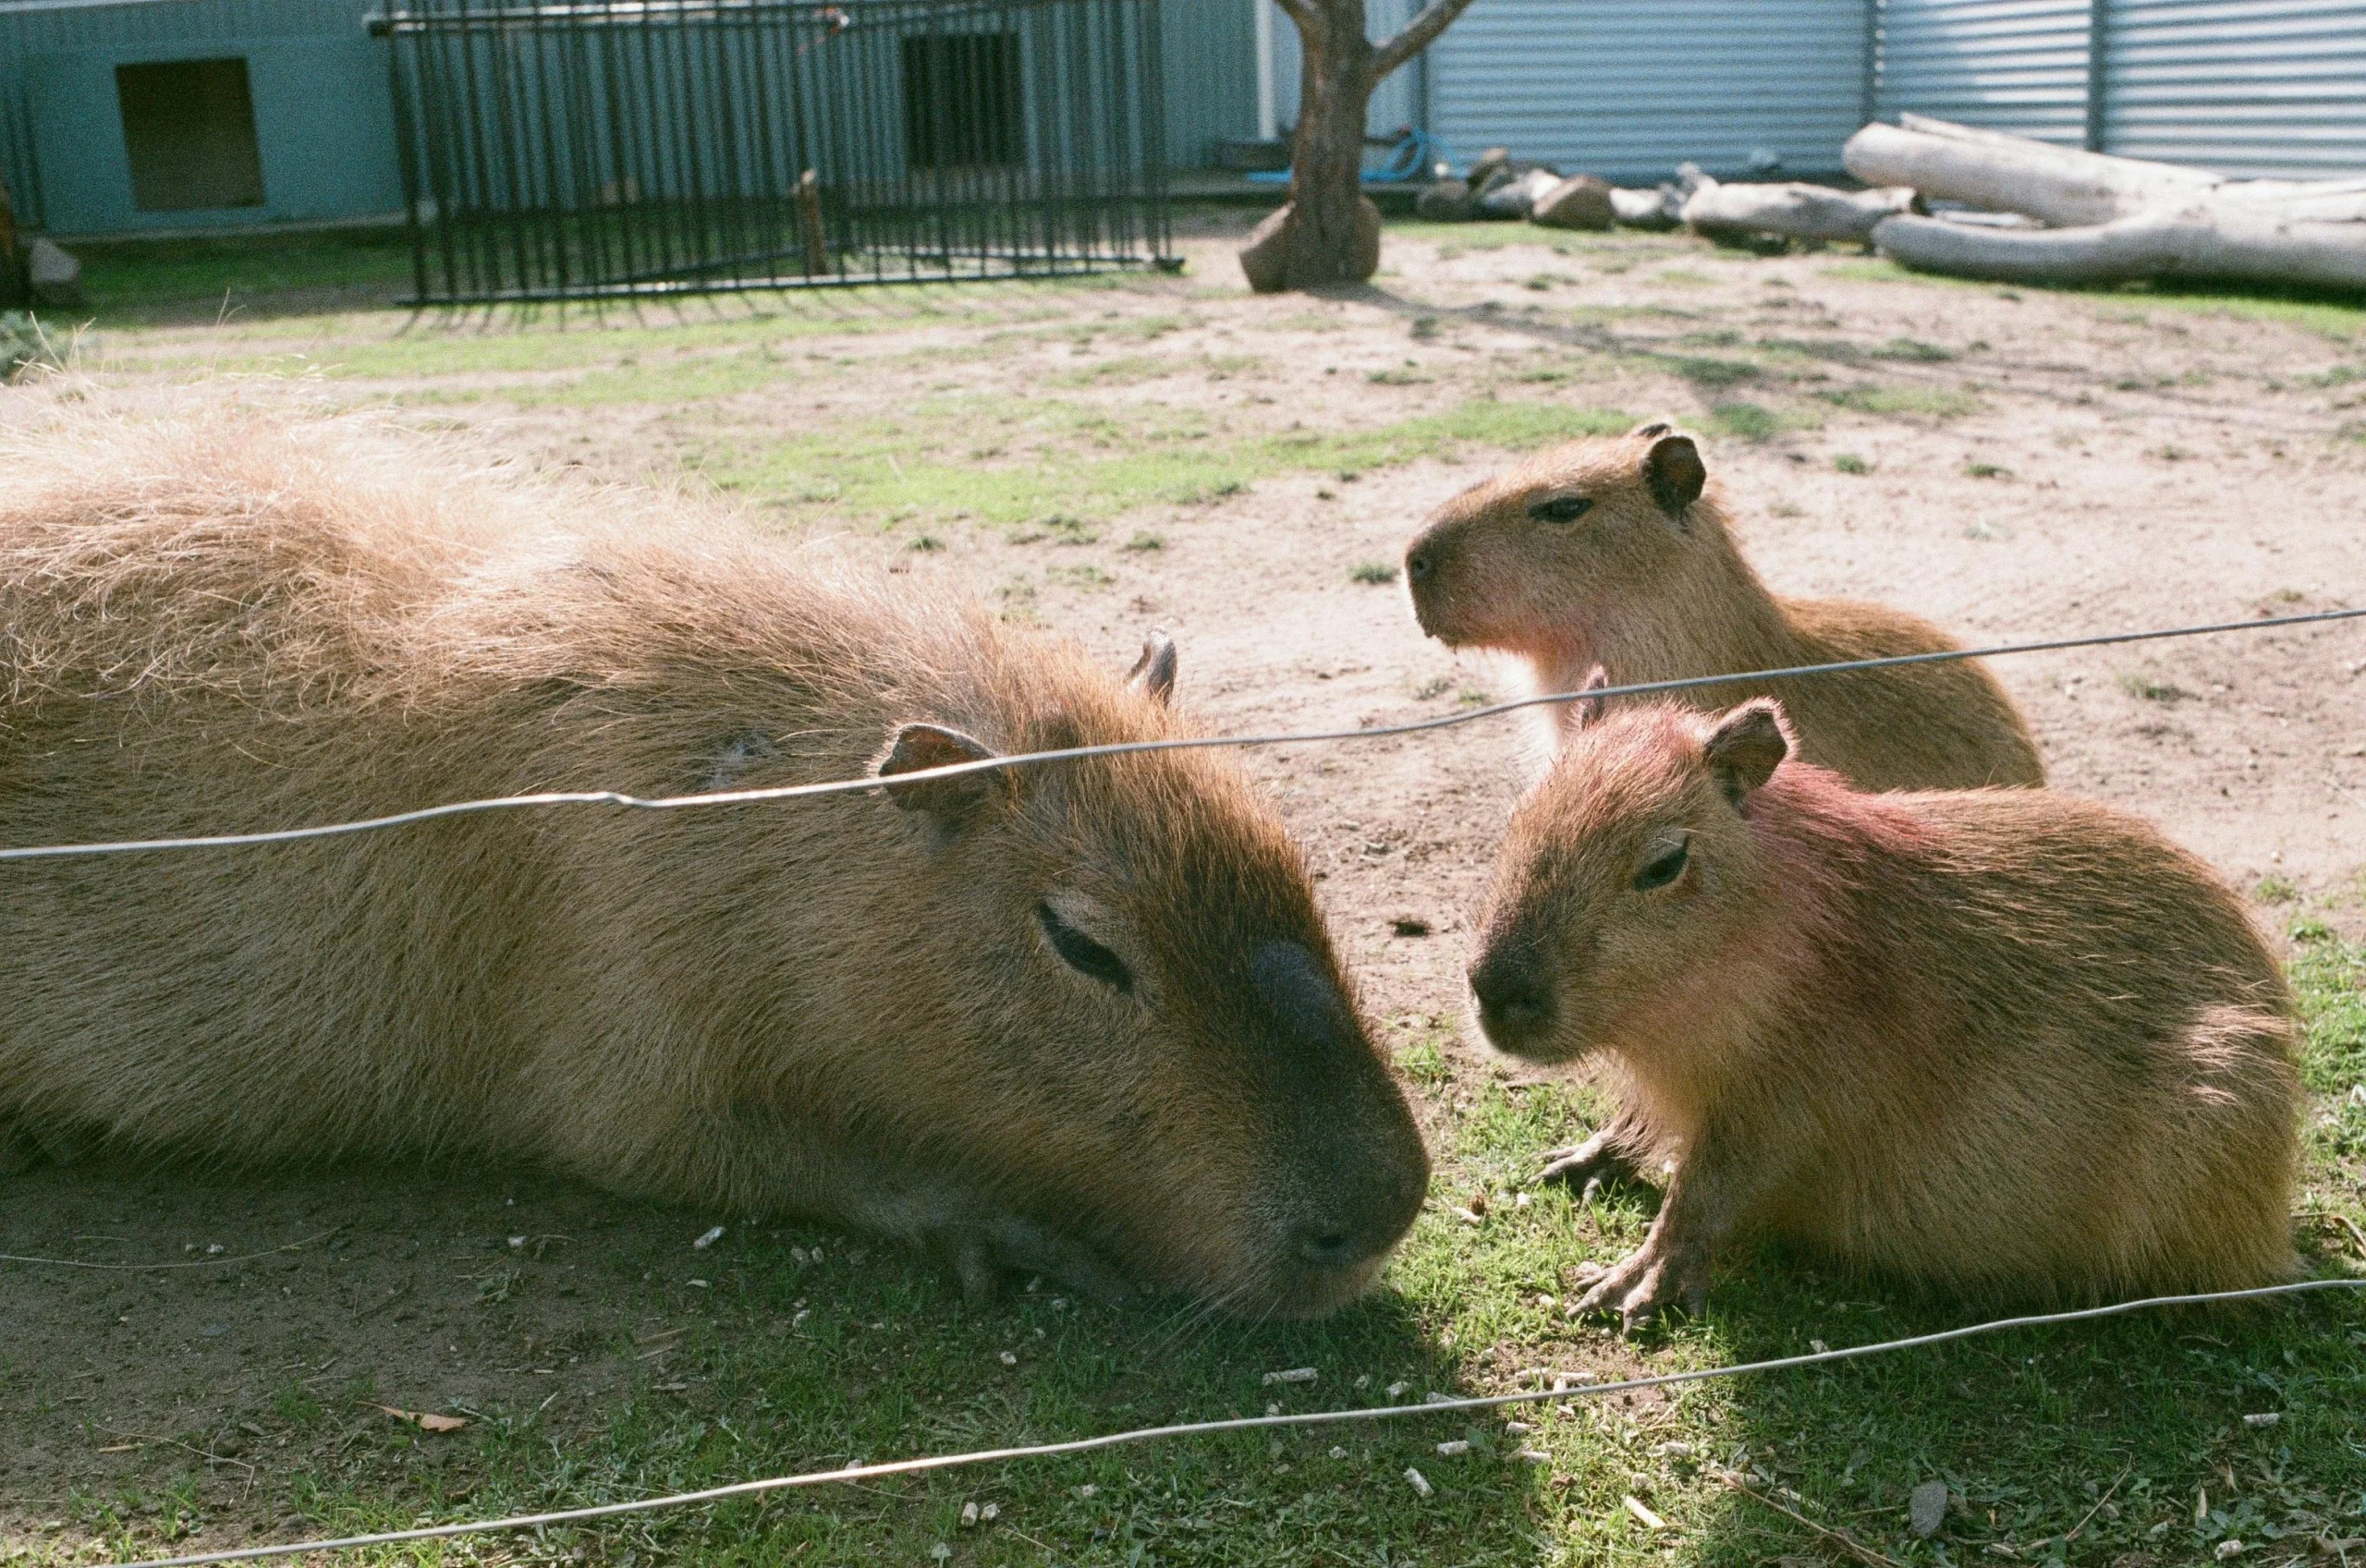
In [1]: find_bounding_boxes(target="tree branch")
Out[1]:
[1272,0,1323,50]
[1369,0,1476,83]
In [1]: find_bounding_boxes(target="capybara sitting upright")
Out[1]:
[1403,425,2045,791]
[0,403,1428,1318]
[1467,691,2299,1326]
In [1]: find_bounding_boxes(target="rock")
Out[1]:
[1609,185,1684,229]
[1909,1479,1949,1538]
[1464,146,1513,194]
[1237,197,1383,293]
[28,237,80,309]
[1533,174,1616,230]
[1481,167,1564,220]
[1414,177,1474,222]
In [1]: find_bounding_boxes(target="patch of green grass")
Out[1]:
[3,310,67,379]
[226,939,2366,1568]
[1823,258,2366,340]
[1350,562,1401,585]
[1674,357,1759,388]
[1832,452,1871,474]
[2119,673,2194,702]
[1121,531,1164,553]
[1964,461,2012,479]
[1654,269,1716,288]
[697,398,1632,529]
[1871,336,1957,362]
[68,228,417,318]
[1704,402,1790,440]
[1816,383,1985,420]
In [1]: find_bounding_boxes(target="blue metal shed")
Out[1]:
[0,0,404,235]
[0,0,1259,237]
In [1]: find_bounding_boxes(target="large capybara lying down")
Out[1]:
[1468,688,2299,1327]
[0,404,1427,1318]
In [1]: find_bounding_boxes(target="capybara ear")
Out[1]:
[1642,433,1706,521]
[876,723,1006,825]
[1629,419,1673,439]
[1567,663,1612,729]
[1126,629,1177,707]
[1702,699,1790,806]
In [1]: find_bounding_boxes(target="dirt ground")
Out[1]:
[5,211,2363,1547]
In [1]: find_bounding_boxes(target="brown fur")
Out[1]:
[1403,427,2045,791]
[0,403,1428,1318]
[1469,695,2299,1325]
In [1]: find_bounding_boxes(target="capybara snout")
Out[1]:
[0,404,1426,1321]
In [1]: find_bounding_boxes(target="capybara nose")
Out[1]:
[1406,547,1433,584]
[1470,948,1554,1051]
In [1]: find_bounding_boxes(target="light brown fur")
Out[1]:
[1403,427,2045,792]
[1468,695,2299,1325]
[0,402,1428,1318]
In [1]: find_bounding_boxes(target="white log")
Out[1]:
[1872,206,2366,291]
[1847,115,2366,226]
[1680,178,1919,242]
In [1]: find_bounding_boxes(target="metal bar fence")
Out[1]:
[371,0,1175,305]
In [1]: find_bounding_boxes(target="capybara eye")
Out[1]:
[1527,495,1592,525]
[1036,903,1134,993]
[1632,839,1690,892]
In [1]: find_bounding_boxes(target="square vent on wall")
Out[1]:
[116,57,267,211]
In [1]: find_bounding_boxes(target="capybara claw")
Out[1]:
[1531,1129,1637,1194]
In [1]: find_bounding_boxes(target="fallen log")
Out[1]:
[1680,176,1920,243]
[1847,114,2366,227]
[1872,206,2366,291]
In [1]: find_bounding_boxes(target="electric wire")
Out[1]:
[7,604,2361,862]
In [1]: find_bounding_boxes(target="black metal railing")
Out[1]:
[374,0,1172,304]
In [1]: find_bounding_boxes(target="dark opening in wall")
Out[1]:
[900,32,1023,169]
[116,57,266,211]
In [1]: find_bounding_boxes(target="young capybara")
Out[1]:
[1467,688,2299,1327]
[1402,425,2046,791]
[0,403,1428,1318]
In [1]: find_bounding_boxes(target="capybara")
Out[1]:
[0,404,1428,1318]
[1467,689,2299,1326]
[1402,425,2045,791]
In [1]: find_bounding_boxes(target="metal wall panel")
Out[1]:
[2103,0,2366,178]
[1160,0,1257,165]
[1423,0,1872,182]
[1874,0,2091,144]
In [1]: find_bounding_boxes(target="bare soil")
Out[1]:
[6,210,2362,1543]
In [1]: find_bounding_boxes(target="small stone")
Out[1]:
[1435,1440,1470,1456]
[1531,174,1614,230]
[1909,1479,1950,1538]
[693,1225,724,1249]
[958,1502,979,1528]
[1404,1466,1433,1498]
[1464,147,1512,191]
[1414,178,1473,223]
[1238,198,1382,292]
[997,1350,1018,1367]
[28,238,81,308]
[1262,1367,1318,1386]
[2240,1412,2280,1426]
[980,1503,998,1522]
[1505,1421,1532,1436]
[2215,1542,2244,1561]
[1386,1381,1410,1399]
[1328,1446,1348,1460]
[1074,1484,1097,1500]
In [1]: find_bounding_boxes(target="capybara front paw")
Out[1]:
[931,1215,1132,1307]
[1532,1128,1640,1199]
[1572,1240,1709,1331]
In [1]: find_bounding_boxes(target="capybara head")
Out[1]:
[1468,684,1793,1064]
[836,636,1430,1318]
[1403,423,1710,652]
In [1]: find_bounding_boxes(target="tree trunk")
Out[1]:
[1278,20,1380,287]
[1872,206,2366,291]
[1846,114,2366,227]
[1680,176,1920,244]
[1241,0,1478,292]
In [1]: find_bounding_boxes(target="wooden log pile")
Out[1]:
[1845,115,2366,291]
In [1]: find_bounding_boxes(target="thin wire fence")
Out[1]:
[104,1277,2366,1568]
[4,604,2359,862]
[373,0,1175,305]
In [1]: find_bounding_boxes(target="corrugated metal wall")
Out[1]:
[1161,0,1258,166]
[1874,0,2092,144]
[0,0,396,234]
[1422,0,1872,180]
[2101,0,2366,178]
